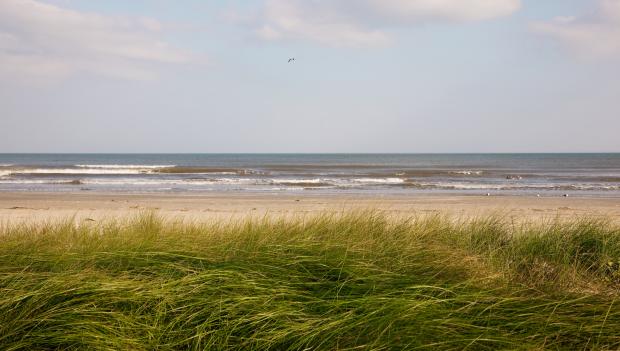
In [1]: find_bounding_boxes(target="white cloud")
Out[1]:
[365,0,521,23]
[253,0,521,48]
[532,0,620,59]
[0,0,196,80]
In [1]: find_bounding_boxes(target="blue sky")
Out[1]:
[1,0,619,152]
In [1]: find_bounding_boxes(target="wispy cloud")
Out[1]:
[250,0,521,48]
[0,0,197,81]
[531,0,620,59]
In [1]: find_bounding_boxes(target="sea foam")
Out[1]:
[75,164,175,169]
[8,165,174,175]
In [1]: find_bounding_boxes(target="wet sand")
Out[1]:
[1,192,620,224]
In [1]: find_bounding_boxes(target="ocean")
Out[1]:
[0,154,619,196]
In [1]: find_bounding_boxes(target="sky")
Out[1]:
[0,0,619,153]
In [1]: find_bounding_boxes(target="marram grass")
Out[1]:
[1,212,620,350]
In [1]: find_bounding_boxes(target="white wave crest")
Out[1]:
[271,178,325,184]
[351,177,405,184]
[84,178,219,186]
[76,164,175,169]
[8,165,174,175]
[12,169,151,175]
[449,170,483,176]
[417,182,620,191]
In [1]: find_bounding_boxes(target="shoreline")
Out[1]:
[1,191,620,223]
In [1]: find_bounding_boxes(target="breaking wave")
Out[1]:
[449,170,484,176]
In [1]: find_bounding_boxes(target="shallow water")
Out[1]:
[0,154,619,196]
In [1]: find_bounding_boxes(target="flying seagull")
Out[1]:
[288,57,295,63]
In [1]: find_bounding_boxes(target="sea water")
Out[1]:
[0,154,618,196]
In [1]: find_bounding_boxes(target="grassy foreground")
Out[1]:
[1,212,620,350]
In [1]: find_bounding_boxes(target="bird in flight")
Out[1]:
[288,57,295,63]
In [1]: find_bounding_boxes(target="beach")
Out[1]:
[3,154,620,349]
[4,0,619,346]
[3,156,620,350]
[3,198,620,349]
[2,154,620,223]
[2,192,620,223]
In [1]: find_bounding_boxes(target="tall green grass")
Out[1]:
[1,212,620,350]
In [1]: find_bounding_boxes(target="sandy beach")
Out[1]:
[1,192,619,223]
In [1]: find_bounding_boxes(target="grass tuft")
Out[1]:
[1,211,620,350]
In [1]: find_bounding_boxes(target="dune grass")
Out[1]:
[1,212,620,350]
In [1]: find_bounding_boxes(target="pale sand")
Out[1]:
[1,192,620,224]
